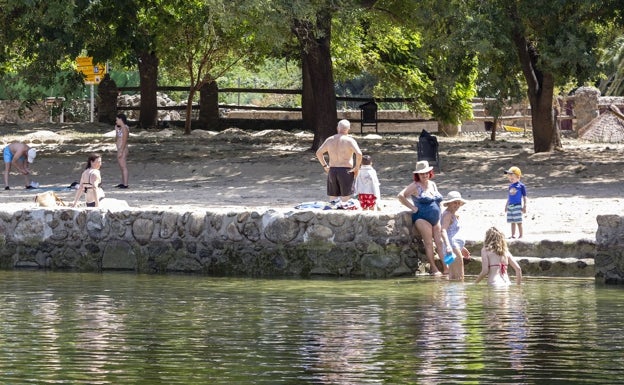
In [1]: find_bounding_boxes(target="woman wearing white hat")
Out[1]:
[397,160,445,275]
[440,191,471,280]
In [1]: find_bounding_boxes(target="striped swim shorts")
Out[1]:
[506,204,523,223]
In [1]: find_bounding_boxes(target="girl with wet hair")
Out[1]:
[475,227,522,286]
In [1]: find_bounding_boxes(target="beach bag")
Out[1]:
[34,191,66,207]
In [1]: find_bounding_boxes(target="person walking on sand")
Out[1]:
[475,227,522,286]
[440,191,472,280]
[316,119,363,208]
[3,141,37,190]
[397,160,446,276]
[114,113,130,189]
[71,153,104,208]
[504,166,527,238]
[354,154,381,210]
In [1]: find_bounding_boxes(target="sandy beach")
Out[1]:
[2,122,623,243]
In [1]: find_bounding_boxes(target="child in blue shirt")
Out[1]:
[503,166,527,238]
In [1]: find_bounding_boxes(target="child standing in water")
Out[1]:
[440,191,471,280]
[475,227,522,286]
[503,166,527,238]
[354,154,381,210]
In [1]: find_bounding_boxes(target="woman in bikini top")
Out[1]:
[475,227,523,286]
[71,154,104,208]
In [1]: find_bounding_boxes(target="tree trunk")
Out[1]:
[437,121,461,136]
[199,81,219,132]
[295,10,337,151]
[510,15,560,153]
[97,74,118,125]
[490,117,498,141]
[184,88,196,135]
[301,53,315,141]
[527,71,558,152]
[138,51,159,129]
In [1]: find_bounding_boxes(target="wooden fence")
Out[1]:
[115,86,430,124]
[113,86,575,131]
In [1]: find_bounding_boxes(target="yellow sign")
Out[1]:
[76,57,106,84]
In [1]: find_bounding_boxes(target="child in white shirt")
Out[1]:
[354,155,381,210]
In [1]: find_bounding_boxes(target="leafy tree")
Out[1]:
[81,0,162,129]
[598,35,624,96]
[0,0,86,99]
[271,0,340,150]
[345,0,477,136]
[472,17,527,141]
[467,0,623,152]
[157,0,264,134]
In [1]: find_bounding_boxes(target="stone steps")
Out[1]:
[462,256,595,278]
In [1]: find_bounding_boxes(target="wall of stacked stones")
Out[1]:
[0,207,605,278]
[0,208,424,278]
[595,215,624,284]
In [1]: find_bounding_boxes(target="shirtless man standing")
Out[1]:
[3,141,37,190]
[315,119,363,205]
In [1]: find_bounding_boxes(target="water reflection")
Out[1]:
[0,272,623,384]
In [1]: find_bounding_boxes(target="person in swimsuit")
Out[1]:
[3,141,37,190]
[315,119,363,207]
[397,160,446,275]
[115,113,130,189]
[475,227,522,286]
[440,191,472,281]
[71,153,104,208]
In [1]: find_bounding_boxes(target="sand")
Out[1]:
[2,122,623,243]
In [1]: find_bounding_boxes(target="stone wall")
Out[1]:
[0,208,421,278]
[595,215,624,284]
[0,207,600,278]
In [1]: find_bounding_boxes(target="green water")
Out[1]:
[0,271,622,384]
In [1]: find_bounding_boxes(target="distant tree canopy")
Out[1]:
[463,0,624,152]
[1,0,623,152]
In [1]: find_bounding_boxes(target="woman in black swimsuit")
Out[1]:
[71,153,104,207]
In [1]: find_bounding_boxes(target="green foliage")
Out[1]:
[218,59,302,107]
[598,33,624,96]
[79,0,160,66]
[0,0,86,93]
[470,0,618,93]
[0,71,86,101]
[157,0,263,87]
[3,0,624,140]
[360,0,477,124]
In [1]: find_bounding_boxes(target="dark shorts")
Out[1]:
[86,197,104,207]
[327,167,354,197]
